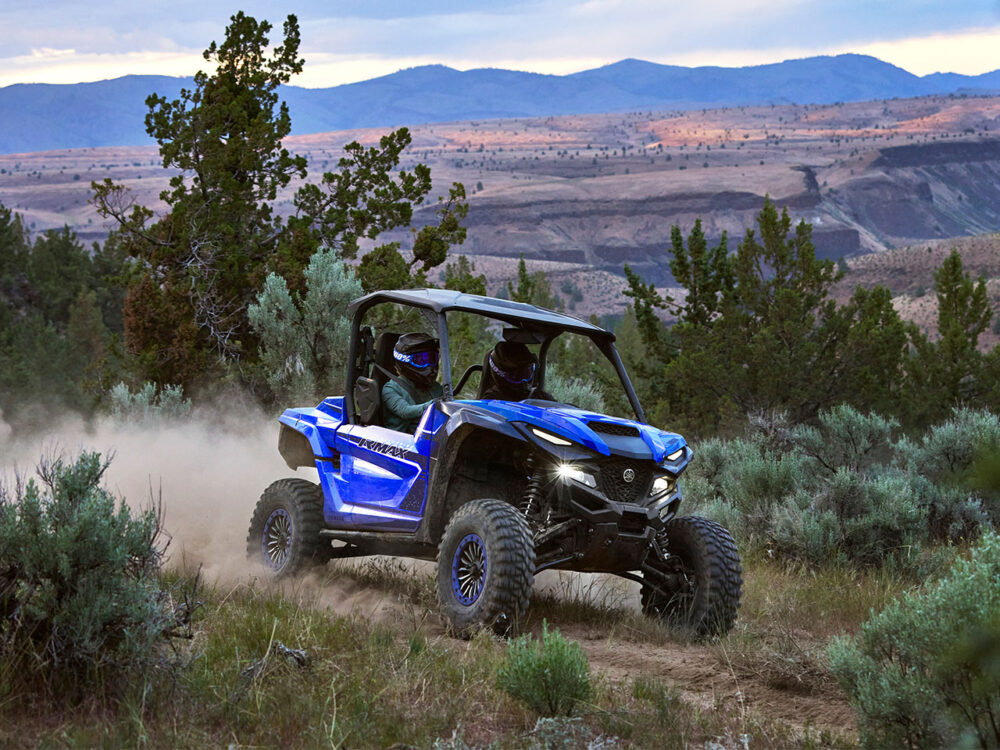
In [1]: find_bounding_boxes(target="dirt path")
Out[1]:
[567,625,855,736]
[258,565,856,739]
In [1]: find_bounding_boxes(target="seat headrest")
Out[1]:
[373,332,402,390]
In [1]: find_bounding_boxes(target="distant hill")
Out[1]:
[2,53,1000,154]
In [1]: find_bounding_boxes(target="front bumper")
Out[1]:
[545,471,681,572]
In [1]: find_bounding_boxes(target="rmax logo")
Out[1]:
[356,436,409,458]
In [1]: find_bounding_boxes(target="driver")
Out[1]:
[382,332,443,432]
[480,341,551,401]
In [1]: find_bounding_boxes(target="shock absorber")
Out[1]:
[521,453,544,519]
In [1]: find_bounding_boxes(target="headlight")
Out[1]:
[531,427,573,446]
[556,463,597,488]
[665,447,685,462]
[649,475,676,497]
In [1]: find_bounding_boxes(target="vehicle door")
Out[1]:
[333,409,435,532]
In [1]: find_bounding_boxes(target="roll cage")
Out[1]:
[344,288,646,425]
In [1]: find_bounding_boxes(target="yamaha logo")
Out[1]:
[622,468,635,483]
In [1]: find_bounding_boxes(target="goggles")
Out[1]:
[490,356,535,384]
[394,348,439,369]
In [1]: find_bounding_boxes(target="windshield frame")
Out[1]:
[344,294,646,424]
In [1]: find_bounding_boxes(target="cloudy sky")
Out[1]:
[3,1,1000,88]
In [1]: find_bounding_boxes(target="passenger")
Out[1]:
[480,341,552,401]
[382,332,443,433]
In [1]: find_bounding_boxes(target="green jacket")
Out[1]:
[382,375,443,433]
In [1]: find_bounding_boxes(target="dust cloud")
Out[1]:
[0,407,297,582]
[0,407,638,618]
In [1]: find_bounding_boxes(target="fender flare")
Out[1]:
[278,411,337,469]
[420,408,530,544]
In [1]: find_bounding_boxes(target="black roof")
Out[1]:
[349,289,613,340]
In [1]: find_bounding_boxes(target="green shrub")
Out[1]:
[497,622,591,716]
[828,532,1000,748]
[248,248,362,400]
[685,432,808,546]
[109,381,192,422]
[895,407,1000,481]
[791,404,897,476]
[0,451,178,699]
[892,409,1000,541]
[686,405,996,571]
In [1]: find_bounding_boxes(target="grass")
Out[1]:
[737,551,916,638]
[0,550,919,748]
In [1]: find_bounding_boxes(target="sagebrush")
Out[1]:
[497,621,592,716]
[828,532,1000,748]
[0,451,183,700]
[685,405,995,571]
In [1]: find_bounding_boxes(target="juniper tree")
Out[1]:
[0,204,122,430]
[507,255,562,310]
[247,249,363,401]
[92,13,466,390]
[907,249,992,424]
[626,200,910,433]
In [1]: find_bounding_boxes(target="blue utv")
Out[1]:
[247,289,742,637]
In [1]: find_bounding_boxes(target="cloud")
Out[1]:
[850,26,1000,76]
[646,25,1000,77]
[30,48,76,59]
[0,50,203,87]
[1,0,999,87]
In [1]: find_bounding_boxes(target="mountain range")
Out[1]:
[2,53,1000,154]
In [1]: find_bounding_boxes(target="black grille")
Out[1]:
[589,421,640,437]
[597,458,653,504]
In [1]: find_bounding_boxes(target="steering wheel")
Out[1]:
[454,364,483,396]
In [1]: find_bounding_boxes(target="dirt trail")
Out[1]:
[567,624,855,735]
[264,564,856,738]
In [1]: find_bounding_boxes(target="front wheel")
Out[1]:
[246,478,330,577]
[641,515,742,636]
[437,499,535,638]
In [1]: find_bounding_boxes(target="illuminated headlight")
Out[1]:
[556,463,597,488]
[649,475,676,497]
[531,427,573,446]
[665,447,685,462]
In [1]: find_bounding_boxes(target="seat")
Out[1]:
[476,349,499,400]
[354,331,401,425]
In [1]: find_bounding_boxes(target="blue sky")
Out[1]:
[2,1,999,87]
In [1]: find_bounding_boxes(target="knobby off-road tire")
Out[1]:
[246,478,331,578]
[437,498,535,639]
[641,515,742,637]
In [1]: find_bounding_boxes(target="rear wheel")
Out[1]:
[641,515,742,636]
[246,479,330,577]
[437,499,535,638]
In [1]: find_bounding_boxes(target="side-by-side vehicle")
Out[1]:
[247,289,742,636]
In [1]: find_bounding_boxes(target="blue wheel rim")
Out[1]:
[262,508,293,571]
[451,533,487,605]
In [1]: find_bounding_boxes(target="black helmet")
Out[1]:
[393,332,439,386]
[488,341,537,396]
